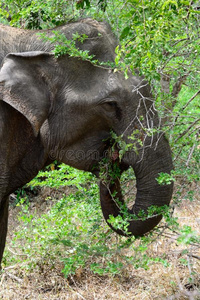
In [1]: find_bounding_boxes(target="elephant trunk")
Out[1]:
[100,135,173,236]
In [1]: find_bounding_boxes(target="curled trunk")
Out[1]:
[100,135,173,236]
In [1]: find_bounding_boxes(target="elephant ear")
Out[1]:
[0,51,53,136]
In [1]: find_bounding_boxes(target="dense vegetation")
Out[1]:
[0,0,199,298]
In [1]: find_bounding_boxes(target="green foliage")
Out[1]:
[2,163,198,282]
[29,164,95,189]
[108,130,143,160]
[39,31,94,59]
[39,30,115,68]
[76,0,91,10]
[0,167,155,273]
[1,166,144,275]
[0,0,78,29]
[177,225,200,245]
[156,172,175,185]
[112,1,200,82]
[168,86,200,182]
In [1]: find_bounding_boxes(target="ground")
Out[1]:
[0,181,199,300]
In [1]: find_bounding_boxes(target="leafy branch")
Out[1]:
[39,30,115,69]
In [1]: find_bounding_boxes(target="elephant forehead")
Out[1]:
[107,73,123,89]
[69,73,125,100]
[96,73,126,95]
[88,79,125,103]
[65,86,120,104]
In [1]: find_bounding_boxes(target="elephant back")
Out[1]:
[0,18,117,65]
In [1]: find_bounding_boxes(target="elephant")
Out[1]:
[0,18,173,266]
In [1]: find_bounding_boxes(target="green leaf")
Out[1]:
[120,26,131,40]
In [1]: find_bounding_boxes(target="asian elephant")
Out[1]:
[0,19,173,266]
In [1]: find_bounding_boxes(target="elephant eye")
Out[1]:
[101,100,122,120]
[102,101,117,111]
[106,101,117,107]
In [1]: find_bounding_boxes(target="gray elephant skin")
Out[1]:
[0,19,173,266]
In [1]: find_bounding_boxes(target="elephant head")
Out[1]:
[0,49,173,238]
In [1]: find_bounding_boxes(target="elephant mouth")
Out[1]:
[98,136,174,237]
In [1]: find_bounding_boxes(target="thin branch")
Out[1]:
[188,254,200,260]
[174,119,200,142]
[171,38,190,47]
[4,271,23,283]
[171,74,188,99]
[186,143,196,167]
[182,89,200,111]
[161,36,200,71]
[173,89,200,124]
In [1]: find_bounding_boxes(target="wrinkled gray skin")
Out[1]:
[0,19,173,266]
